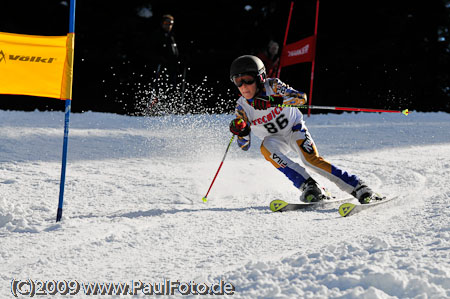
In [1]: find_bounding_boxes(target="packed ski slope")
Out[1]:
[1,110,449,298]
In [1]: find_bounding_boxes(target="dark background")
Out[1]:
[1,0,449,115]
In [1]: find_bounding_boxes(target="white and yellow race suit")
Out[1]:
[234,78,360,193]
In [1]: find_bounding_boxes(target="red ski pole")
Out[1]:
[202,135,235,202]
[279,104,409,115]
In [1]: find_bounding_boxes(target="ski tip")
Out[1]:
[402,109,409,116]
[339,203,356,217]
[270,199,289,212]
[202,197,208,203]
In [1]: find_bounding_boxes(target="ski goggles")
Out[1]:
[231,74,256,87]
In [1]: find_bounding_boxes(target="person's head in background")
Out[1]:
[161,14,174,33]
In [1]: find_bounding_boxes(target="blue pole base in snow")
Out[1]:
[56,208,63,222]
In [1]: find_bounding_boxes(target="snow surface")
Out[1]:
[1,110,449,298]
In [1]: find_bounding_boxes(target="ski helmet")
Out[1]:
[230,55,266,85]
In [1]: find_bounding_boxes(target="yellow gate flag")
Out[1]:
[0,32,74,100]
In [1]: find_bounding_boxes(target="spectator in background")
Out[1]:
[256,40,280,78]
[150,14,180,85]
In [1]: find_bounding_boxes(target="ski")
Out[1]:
[270,197,354,212]
[338,196,398,217]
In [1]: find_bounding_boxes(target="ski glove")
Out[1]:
[251,95,284,110]
[229,119,251,137]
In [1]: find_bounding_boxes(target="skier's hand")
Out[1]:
[252,95,284,110]
[229,118,251,137]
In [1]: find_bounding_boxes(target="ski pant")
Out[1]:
[260,127,359,193]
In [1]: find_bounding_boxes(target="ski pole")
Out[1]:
[202,135,235,203]
[279,104,409,115]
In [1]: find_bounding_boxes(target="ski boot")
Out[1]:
[300,178,327,203]
[351,181,383,204]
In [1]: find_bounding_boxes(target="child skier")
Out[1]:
[228,55,381,203]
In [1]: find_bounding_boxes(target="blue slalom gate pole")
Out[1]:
[56,0,76,222]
